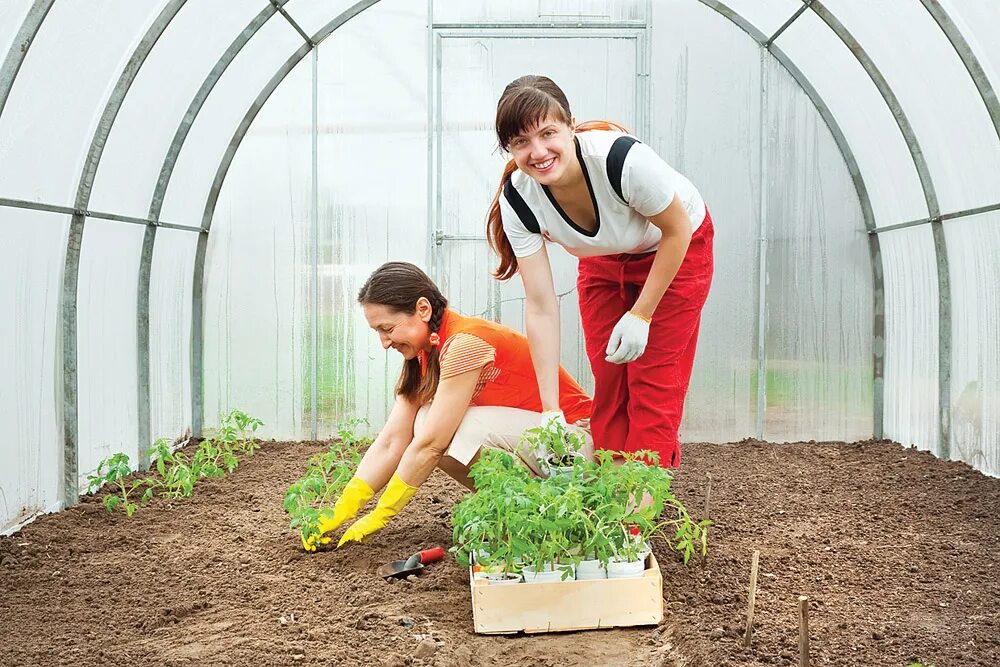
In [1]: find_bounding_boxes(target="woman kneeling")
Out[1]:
[302,261,592,550]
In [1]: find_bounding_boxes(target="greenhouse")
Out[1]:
[1,1,998,665]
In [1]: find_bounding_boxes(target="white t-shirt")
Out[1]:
[500,130,706,258]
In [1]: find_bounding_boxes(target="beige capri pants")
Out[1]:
[415,405,594,478]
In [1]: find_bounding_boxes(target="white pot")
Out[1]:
[522,563,575,583]
[542,460,575,478]
[607,557,645,579]
[484,572,521,585]
[575,558,608,580]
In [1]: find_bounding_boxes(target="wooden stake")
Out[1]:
[743,550,760,648]
[703,472,713,521]
[798,595,810,667]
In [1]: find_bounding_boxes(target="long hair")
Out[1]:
[357,262,448,403]
[486,75,630,280]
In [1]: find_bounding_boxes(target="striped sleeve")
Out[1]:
[439,333,496,380]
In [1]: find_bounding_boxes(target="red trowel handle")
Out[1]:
[418,547,446,564]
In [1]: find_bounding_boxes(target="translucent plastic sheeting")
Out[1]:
[715,0,807,38]
[777,10,928,226]
[158,16,304,225]
[88,2,265,218]
[761,58,873,443]
[880,225,939,455]
[946,213,1000,477]
[0,208,65,532]
[0,1,163,205]
[944,0,1000,90]
[431,0,646,24]
[76,220,144,489]
[651,2,760,442]
[150,229,198,443]
[281,0,365,39]
[823,0,1000,215]
[435,32,639,395]
[203,60,311,439]
[0,1,31,68]
[315,0,427,433]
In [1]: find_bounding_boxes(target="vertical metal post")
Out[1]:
[426,0,436,277]
[311,47,319,440]
[755,48,770,439]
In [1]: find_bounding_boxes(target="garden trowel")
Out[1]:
[378,547,446,579]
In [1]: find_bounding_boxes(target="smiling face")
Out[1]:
[508,113,577,187]
[362,298,432,360]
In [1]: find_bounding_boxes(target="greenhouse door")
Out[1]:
[429,28,648,388]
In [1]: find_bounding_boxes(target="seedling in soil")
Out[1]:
[284,418,370,544]
[86,453,157,516]
[219,409,265,456]
[88,409,265,514]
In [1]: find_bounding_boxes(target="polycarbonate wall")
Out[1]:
[2,0,999,532]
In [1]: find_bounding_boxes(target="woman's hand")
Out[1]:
[300,477,375,551]
[337,369,480,545]
[605,310,651,364]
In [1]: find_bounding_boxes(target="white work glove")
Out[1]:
[605,311,651,364]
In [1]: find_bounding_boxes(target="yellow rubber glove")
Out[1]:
[337,474,418,547]
[300,477,375,552]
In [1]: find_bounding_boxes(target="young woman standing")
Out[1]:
[487,75,714,469]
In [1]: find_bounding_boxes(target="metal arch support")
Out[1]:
[0,0,53,121]
[59,0,187,508]
[807,1,951,457]
[696,0,886,439]
[141,3,285,449]
[920,0,1000,146]
[191,42,313,437]
[188,0,381,436]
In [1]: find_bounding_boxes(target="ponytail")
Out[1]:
[486,159,521,281]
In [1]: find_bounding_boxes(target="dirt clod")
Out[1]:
[413,638,437,660]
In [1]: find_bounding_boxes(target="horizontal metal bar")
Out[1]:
[437,30,640,40]
[434,231,486,244]
[870,201,1000,234]
[0,197,204,232]
[940,201,1000,222]
[432,21,646,30]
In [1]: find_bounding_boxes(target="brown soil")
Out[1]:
[2,438,998,667]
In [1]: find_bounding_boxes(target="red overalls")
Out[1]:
[576,209,715,467]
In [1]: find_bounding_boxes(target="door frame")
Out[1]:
[427,22,652,300]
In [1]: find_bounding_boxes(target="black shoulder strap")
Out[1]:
[607,135,640,205]
[502,176,540,234]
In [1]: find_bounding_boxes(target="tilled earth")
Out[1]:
[1,437,998,666]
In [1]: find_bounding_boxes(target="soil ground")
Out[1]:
[2,437,998,667]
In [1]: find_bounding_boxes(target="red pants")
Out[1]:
[576,210,714,468]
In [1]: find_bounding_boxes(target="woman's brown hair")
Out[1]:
[486,75,630,280]
[357,262,448,403]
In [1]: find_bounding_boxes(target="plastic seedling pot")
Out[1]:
[575,558,608,580]
[607,556,645,579]
[522,562,575,583]
[484,572,521,584]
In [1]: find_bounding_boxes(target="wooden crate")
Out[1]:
[470,553,663,634]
